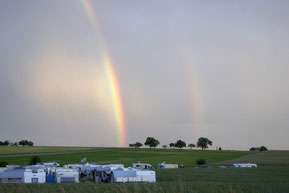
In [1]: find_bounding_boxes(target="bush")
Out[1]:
[0,161,8,167]
[260,146,268,151]
[29,156,41,165]
[196,159,206,165]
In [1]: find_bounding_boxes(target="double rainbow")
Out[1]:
[81,0,126,147]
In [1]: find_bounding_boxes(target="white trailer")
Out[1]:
[233,163,257,168]
[55,168,79,183]
[43,162,60,167]
[111,169,156,183]
[132,162,154,170]
[23,169,46,184]
[157,162,178,169]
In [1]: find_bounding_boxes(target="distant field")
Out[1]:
[0,146,99,156]
[0,167,288,193]
[0,147,251,167]
[213,150,289,166]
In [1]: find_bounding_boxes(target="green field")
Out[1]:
[0,167,289,193]
[0,146,99,156]
[0,147,251,167]
[0,147,289,193]
[213,150,289,167]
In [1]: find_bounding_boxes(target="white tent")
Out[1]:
[111,169,156,183]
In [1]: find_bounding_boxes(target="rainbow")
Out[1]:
[81,0,127,147]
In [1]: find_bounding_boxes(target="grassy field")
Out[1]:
[0,146,99,156]
[0,167,288,193]
[213,150,289,167]
[0,147,251,167]
[0,147,289,193]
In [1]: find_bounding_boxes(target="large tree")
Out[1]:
[197,137,212,150]
[29,156,41,165]
[260,146,268,151]
[0,140,10,146]
[19,140,33,146]
[175,140,186,149]
[144,137,160,149]
[169,143,175,149]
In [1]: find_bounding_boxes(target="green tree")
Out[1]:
[29,156,41,165]
[0,140,10,146]
[0,161,8,167]
[188,143,196,149]
[135,142,143,148]
[144,137,160,149]
[260,146,268,151]
[19,140,28,146]
[28,141,33,146]
[196,159,206,165]
[19,140,33,146]
[175,140,186,149]
[197,137,212,150]
[169,143,175,149]
[129,143,135,148]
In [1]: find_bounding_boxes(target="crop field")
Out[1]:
[0,148,289,193]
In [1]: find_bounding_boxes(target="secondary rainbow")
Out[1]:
[81,0,127,147]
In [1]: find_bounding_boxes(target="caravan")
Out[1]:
[23,169,46,183]
[157,162,178,169]
[132,162,154,170]
[233,163,257,168]
[55,168,79,183]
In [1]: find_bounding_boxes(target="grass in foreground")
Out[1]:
[0,167,289,193]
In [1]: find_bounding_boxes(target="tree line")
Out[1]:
[129,137,214,150]
[0,140,34,146]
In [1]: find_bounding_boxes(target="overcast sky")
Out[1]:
[1,0,289,150]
